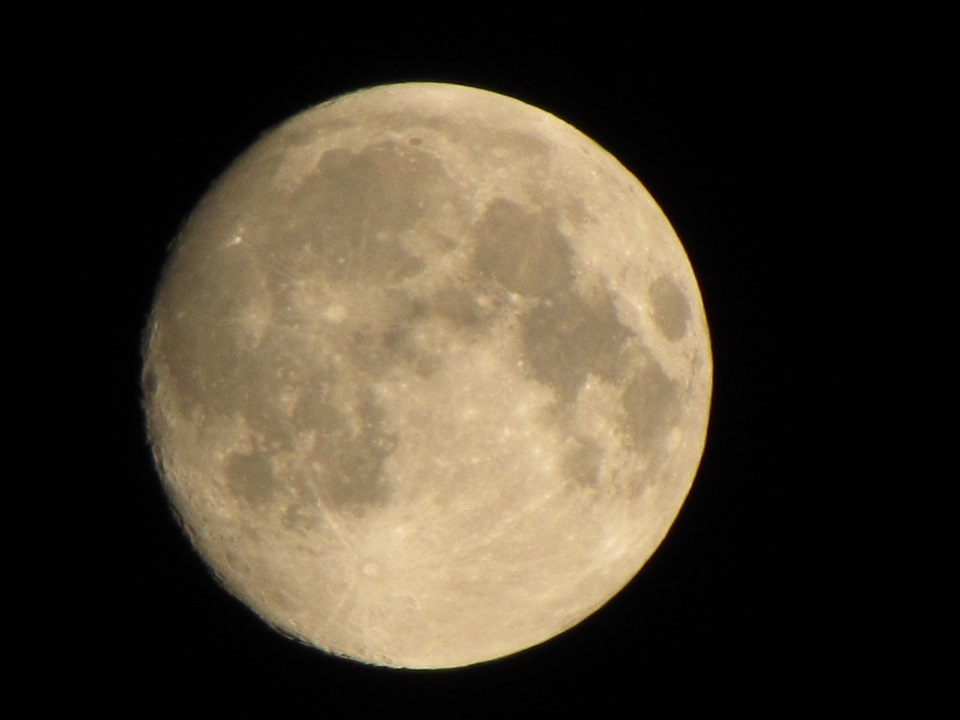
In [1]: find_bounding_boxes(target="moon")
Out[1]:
[142,82,712,669]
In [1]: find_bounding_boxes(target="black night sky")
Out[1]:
[16,6,954,715]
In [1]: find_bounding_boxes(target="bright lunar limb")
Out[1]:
[142,82,712,669]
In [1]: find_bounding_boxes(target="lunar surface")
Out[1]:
[142,82,712,668]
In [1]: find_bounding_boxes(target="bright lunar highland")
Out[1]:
[142,82,712,668]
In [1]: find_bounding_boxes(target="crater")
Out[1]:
[473,198,572,297]
[224,451,278,505]
[649,275,691,341]
[141,366,158,398]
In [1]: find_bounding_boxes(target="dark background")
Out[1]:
[16,6,954,715]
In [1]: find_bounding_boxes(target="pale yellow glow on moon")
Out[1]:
[142,82,712,669]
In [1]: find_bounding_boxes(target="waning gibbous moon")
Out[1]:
[142,82,712,669]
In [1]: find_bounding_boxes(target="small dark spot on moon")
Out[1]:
[414,356,441,378]
[382,327,405,352]
[348,329,401,373]
[408,136,422,146]
[281,128,317,147]
[433,285,485,327]
[393,253,427,279]
[649,275,691,341]
[359,320,429,376]
[224,451,278,505]
[563,197,595,227]
[224,550,246,572]
[563,437,604,487]
[141,367,158,397]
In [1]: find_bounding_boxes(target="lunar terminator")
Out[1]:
[142,82,712,668]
